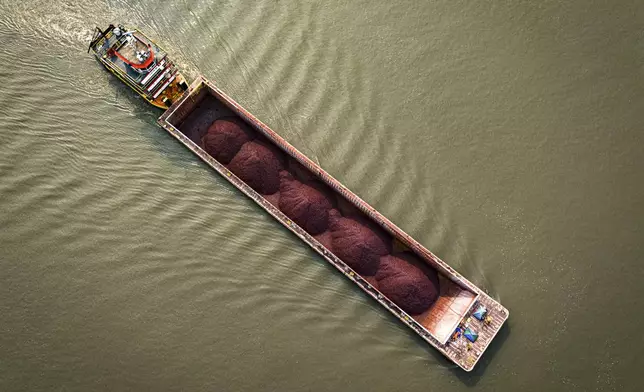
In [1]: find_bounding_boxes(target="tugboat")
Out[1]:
[88,24,189,109]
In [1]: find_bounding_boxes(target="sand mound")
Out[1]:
[364,276,379,290]
[329,209,391,275]
[314,230,334,253]
[375,254,439,315]
[263,192,280,208]
[278,171,334,235]
[227,141,284,194]
[202,117,254,164]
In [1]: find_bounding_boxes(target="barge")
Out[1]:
[90,27,508,372]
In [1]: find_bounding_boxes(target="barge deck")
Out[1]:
[156,77,509,371]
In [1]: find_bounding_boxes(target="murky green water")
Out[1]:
[1,1,643,390]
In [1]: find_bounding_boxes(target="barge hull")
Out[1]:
[157,77,508,371]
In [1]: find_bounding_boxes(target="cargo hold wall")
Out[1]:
[158,77,480,345]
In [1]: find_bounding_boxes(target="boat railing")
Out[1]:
[88,25,115,53]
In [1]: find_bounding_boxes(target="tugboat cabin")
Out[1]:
[88,24,188,109]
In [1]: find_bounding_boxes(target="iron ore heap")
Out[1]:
[202,117,440,315]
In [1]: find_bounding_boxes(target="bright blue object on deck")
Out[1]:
[473,305,488,321]
[464,328,478,342]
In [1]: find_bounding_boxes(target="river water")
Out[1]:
[1,1,642,391]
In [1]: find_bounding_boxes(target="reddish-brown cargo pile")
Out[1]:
[228,141,283,195]
[328,210,390,276]
[279,171,334,235]
[202,117,254,164]
[201,116,441,315]
[376,254,440,315]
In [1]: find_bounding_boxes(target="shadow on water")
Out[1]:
[101,75,161,117]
